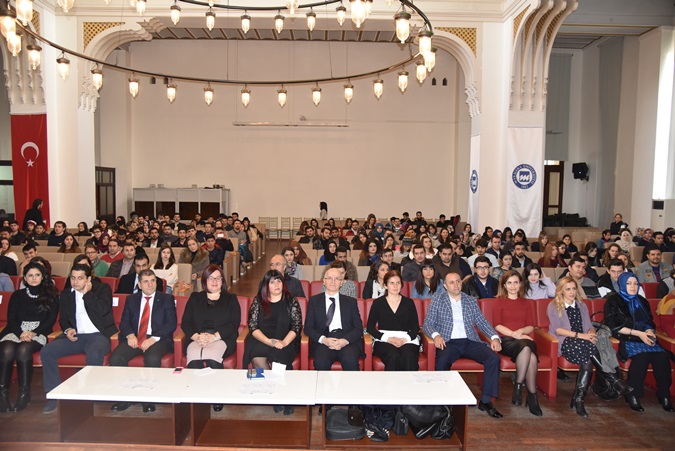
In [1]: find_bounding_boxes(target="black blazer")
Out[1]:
[116,272,165,294]
[181,291,241,358]
[285,275,306,299]
[512,255,533,269]
[59,281,118,338]
[119,291,177,343]
[0,255,17,276]
[304,293,363,356]
[604,293,656,361]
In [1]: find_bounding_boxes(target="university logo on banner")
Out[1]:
[511,164,537,189]
[11,114,50,227]
[470,170,478,193]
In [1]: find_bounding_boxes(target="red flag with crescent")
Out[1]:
[11,114,50,227]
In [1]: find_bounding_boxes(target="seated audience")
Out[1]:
[181,265,240,411]
[107,242,136,278]
[358,239,381,267]
[0,238,18,262]
[402,245,426,282]
[604,273,674,412]
[84,243,109,277]
[269,254,306,299]
[282,246,304,280]
[367,270,420,371]
[180,237,210,282]
[602,243,622,268]
[101,238,124,264]
[523,263,556,299]
[411,259,444,299]
[0,262,59,413]
[616,229,635,253]
[656,268,675,299]
[117,254,165,294]
[433,242,471,280]
[363,260,390,299]
[321,261,358,298]
[318,241,338,266]
[493,270,542,416]
[109,270,177,413]
[634,245,673,284]
[56,233,81,254]
[290,241,312,265]
[153,245,179,295]
[203,234,225,267]
[243,270,302,415]
[492,250,513,281]
[610,213,629,235]
[530,232,548,253]
[463,256,499,299]
[511,242,533,269]
[538,242,566,268]
[467,239,498,268]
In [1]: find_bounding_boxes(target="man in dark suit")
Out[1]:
[423,272,503,418]
[116,254,164,294]
[511,242,533,269]
[304,268,363,371]
[40,264,118,414]
[109,270,177,413]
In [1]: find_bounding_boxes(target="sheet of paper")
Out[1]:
[112,297,119,307]
[195,367,216,377]
[237,381,276,395]
[122,378,161,390]
[412,373,449,384]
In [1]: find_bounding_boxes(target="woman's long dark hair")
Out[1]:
[154,244,176,269]
[23,261,58,312]
[415,259,440,295]
[256,270,287,316]
[367,260,390,282]
[522,262,546,293]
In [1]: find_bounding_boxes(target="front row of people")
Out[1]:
[0,260,672,419]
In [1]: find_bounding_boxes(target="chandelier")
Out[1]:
[0,0,436,108]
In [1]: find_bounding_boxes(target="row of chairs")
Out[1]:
[0,290,671,400]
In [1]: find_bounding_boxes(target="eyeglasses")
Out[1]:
[324,277,343,282]
[475,266,490,270]
[207,276,223,282]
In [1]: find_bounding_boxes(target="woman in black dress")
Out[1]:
[0,262,59,412]
[181,264,241,411]
[366,270,420,371]
[244,270,302,414]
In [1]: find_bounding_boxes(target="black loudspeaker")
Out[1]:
[572,162,589,181]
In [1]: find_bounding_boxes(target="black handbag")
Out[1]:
[325,407,366,441]
[401,405,454,440]
[392,407,409,436]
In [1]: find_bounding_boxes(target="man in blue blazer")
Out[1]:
[109,269,177,412]
[423,272,504,419]
[305,268,363,371]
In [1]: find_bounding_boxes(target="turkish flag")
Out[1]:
[11,114,50,227]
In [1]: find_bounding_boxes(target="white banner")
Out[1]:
[467,135,480,229]
[506,127,544,238]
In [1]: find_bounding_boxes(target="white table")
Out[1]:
[48,366,318,448]
[315,371,476,450]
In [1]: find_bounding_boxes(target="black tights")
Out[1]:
[514,346,538,393]
[186,359,222,370]
[0,341,41,365]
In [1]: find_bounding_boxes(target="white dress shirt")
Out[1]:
[74,289,99,334]
[137,292,161,342]
[319,292,343,344]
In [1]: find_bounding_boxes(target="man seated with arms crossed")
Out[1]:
[462,256,499,298]
[434,242,471,280]
[305,268,364,371]
[109,270,177,413]
[423,272,503,418]
[107,241,137,278]
[116,254,165,294]
[269,254,306,299]
[101,238,124,264]
[41,264,118,413]
[634,244,673,284]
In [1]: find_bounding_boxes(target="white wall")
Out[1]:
[98,40,470,220]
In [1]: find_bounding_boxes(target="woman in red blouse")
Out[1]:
[493,270,542,416]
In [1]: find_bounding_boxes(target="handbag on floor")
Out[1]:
[325,407,366,441]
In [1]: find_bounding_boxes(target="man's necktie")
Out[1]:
[326,297,336,329]
[138,296,151,345]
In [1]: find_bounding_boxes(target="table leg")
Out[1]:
[173,402,192,445]
[191,403,211,445]
[58,399,93,442]
[452,405,468,451]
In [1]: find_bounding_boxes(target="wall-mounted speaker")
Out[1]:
[572,162,589,181]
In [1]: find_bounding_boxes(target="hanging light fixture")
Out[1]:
[170,2,181,25]
[241,85,251,107]
[136,0,146,16]
[285,0,299,15]
[311,83,322,106]
[128,74,140,98]
[416,60,427,84]
[274,11,285,34]
[208,0,214,6]
[343,80,354,104]
[349,0,366,28]
[57,54,70,80]
[91,65,104,90]
[394,7,411,44]
[7,31,21,57]
[206,8,216,31]
[241,12,251,34]
[398,68,409,93]
[27,44,41,70]
[203,83,214,106]
[336,4,346,26]
[373,76,383,99]
[167,81,177,103]
[425,47,437,72]
[306,9,316,32]
[57,0,75,13]
[16,0,33,26]
[385,0,393,6]
[129,0,136,7]
[418,28,433,57]
[0,9,16,40]
[277,85,287,108]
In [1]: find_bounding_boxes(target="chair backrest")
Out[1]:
[642,282,658,299]
[175,295,189,326]
[53,276,67,293]
[663,252,675,266]
[112,293,128,325]
[99,277,118,293]
[40,253,65,262]
[50,261,72,277]
[0,292,13,325]
[299,280,310,299]
[310,280,324,297]
[588,298,607,323]
[532,298,552,329]
[629,246,644,262]
[401,281,412,298]
[296,297,307,324]
[237,296,250,329]
[10,276,21,290]
[314,266,327,280]
[355,266,369,282]
[647,298,661,329]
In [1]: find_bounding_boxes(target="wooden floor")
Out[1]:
[1,241,673,450]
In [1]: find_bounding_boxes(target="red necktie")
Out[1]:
[138,296,151,345]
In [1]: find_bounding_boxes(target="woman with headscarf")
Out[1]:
[604,272,674,412]
[318,241,337,265]
[289,241,312,266]
[616,229,635,254]
[369,223,385,242]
